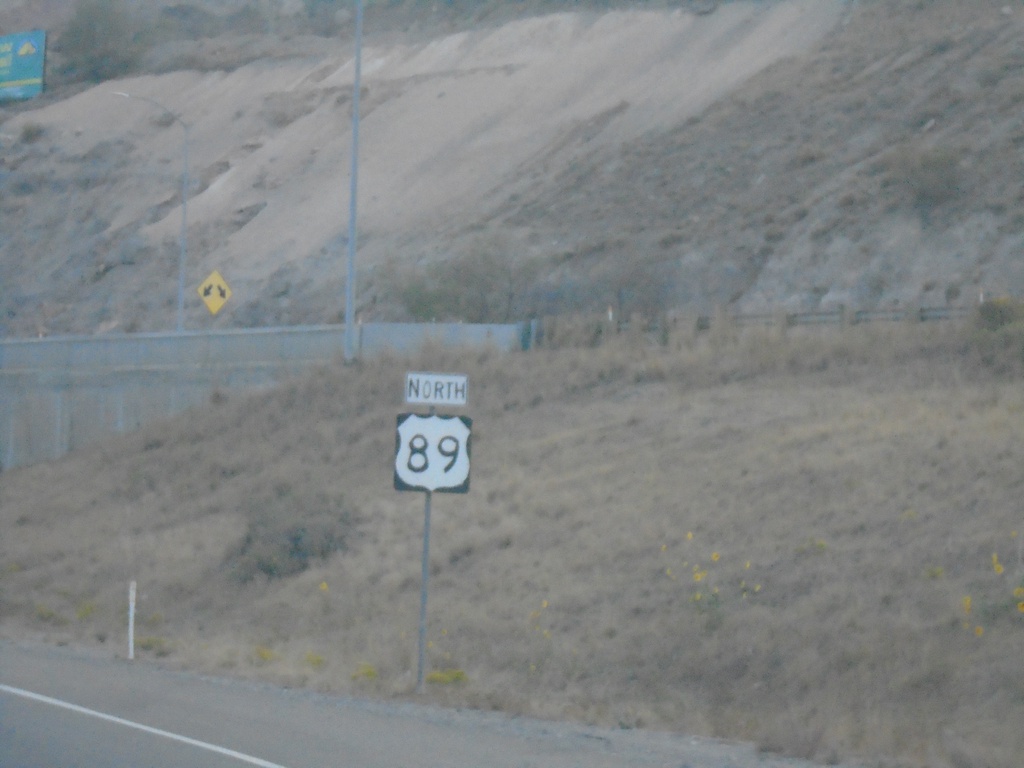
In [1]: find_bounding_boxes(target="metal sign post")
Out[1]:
[344,0,364,362]
[395,374,470,693]
[417,486,432,694]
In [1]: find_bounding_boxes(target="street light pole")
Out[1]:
[114,92,190,333]
[344,0,364,362]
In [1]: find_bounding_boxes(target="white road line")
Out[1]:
[0,683,291,768]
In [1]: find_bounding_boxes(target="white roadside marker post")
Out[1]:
[128,580,137,661]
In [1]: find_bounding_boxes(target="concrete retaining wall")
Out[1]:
[0,322,528,470]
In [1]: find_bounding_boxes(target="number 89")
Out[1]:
[406,434,461,473]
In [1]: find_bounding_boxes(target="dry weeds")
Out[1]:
[2,319,1023,768]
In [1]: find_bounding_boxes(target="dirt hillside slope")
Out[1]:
[0,0,844,334]
[9,1,1022,334]
[506,0,1024,317]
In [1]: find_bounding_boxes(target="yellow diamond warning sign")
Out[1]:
[198,270,231,315]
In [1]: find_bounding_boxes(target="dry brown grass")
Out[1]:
[2,318,1023,768]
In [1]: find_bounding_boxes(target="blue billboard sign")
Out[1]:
[0,30,46,101]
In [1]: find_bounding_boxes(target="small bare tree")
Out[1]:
[396,234,542,323]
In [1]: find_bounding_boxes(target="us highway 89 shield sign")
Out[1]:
[394,413,472,493]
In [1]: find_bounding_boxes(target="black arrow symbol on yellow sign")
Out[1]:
[198,270,231,315]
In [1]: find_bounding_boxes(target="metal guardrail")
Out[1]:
[0,307,973,470]
[0,322,530,470]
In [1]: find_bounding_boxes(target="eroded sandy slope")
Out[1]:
[1,1,843,332]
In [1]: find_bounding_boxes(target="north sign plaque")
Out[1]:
[405,372,467,407]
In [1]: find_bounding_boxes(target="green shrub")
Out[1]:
[304,651,326,669]
[136,636,171,656]
[19,123,44,144]
[224,490,353,582]
[426,668,467,684]
[970,298,1024,374]
[398,275,450,323]
[34,603,67,625]
[303,0,345,35]
[352,662,378,681]
[60,0,143,82]
[253,645,276,664]
[976,296,1024,332]
[886,144,964,214]
[394,244,543,323]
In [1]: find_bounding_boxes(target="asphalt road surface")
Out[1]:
[1,640,842,768]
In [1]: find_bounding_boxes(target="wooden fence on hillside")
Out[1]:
[724,306,973,328]
[537,305,976,348]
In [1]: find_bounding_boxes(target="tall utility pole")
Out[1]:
[114,92,190,333]
[344,0,364,362]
